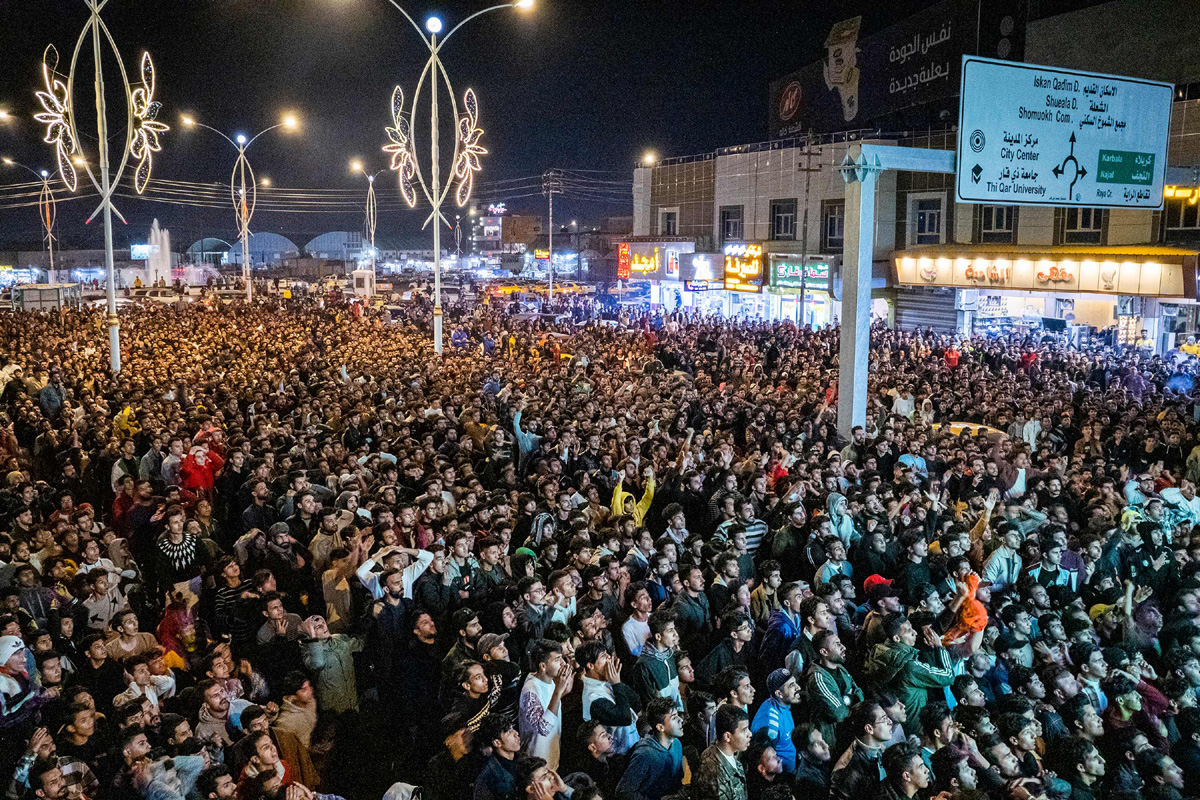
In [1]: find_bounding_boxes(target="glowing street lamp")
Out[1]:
[1,157,58,271]
[379,0,534,353]
[180,112,299,301]
[34,1,168,373]
[350,159,385,283]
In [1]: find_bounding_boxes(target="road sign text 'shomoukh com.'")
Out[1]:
[955,56,1172,210]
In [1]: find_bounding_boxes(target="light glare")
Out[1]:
[643,151,656,164]
[283,115,298,129]
[236,134,247,145]
[426,16,442,33]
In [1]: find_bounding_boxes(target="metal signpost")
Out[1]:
[956,56,1172,209]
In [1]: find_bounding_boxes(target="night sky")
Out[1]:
[0,0,963,251]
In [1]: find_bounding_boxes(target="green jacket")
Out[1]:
[695,745,747,800]
[862,641,955,735]
[301,633,362,713]
[807,662,864,749]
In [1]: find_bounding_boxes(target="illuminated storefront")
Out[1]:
[768,255,837,327]
[723,243,767,318]
[893,245,1199,347]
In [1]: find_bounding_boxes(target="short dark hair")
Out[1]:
[1050,736,1097,777]
[649,607,676,638]
[714,704,748,739]
[196,766,233,800]
[528,639,562,672]
[882,741,923,783]
[645,697,677,734]
[477,713,515,750]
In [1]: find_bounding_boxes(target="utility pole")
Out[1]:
[542,169,562,303]
[797,132,821,327]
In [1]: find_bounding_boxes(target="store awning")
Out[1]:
[893,244,1200,297]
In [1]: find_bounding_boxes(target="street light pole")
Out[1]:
[350,162,383,286]
[1,159,57,273]
[381,0,534,354]
[182,115,298,302]
[35,0,168,373]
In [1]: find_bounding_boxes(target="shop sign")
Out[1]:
[896,253,1185,296]
[617,243,631,279]
[534,249,550,260]
[665,249,680,279]
[724,243,764,293]
[690,255,716,281]
[772,259,830,289]
[630,248,660,275]
[685,280,715,291]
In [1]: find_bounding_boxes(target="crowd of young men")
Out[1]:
[0,296,1198,800]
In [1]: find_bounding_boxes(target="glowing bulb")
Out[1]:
[283,115,298,129]
[73,157,86,166]
[236,134,247,145]
[181,115,195,126]
[426,16,442,33]
[261,178,271,187]
[40,170,48,178]
[643,151,656,165]
[0,110,10,121]
[514,0,533,8]
[350,160,363,173]
[1,158,12,165]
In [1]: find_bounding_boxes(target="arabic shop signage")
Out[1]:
[771,259,830,290]
[630,248,660,275]
[685,280,715,291]
[956,57,1172,209]
[896,253,1185,296]
[769,0,1024,137]
[617,243,631,279]
[724,243,764,293]
[534,249,550,260]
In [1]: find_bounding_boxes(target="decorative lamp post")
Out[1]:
[1,158,58,272]
[380,0,534,354]
[34,0,168,373]
[180,114,298,301]
[350,160,384,284]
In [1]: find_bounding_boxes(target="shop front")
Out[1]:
[893,246,1200,349]
[617,239,695,306]
[767,255,838,327]
[657,253,727,314]
[724,243,767,319]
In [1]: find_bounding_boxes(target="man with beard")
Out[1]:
[12,726,100,800]
[194,678,235,747]
[367,569,415,712]
[441,608,483,706]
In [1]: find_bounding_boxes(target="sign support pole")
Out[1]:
[837,143,955,438]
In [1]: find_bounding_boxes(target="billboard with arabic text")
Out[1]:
[769,0,1026,138]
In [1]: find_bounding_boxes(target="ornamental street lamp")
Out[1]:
[181,114,298,301]
[380,0,534,353]
[350,159,385,284]
[34,0,168,373]
[2,157,58,272]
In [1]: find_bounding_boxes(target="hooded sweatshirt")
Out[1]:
[827,493,858,549]
[614,734,684,800]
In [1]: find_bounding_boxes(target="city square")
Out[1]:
[0,2,1198,800]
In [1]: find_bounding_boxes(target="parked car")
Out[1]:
[132,288,191,305]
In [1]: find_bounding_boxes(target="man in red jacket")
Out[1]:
[180,444,224,497]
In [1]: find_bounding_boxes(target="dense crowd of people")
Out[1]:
[1,296,1199,800]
